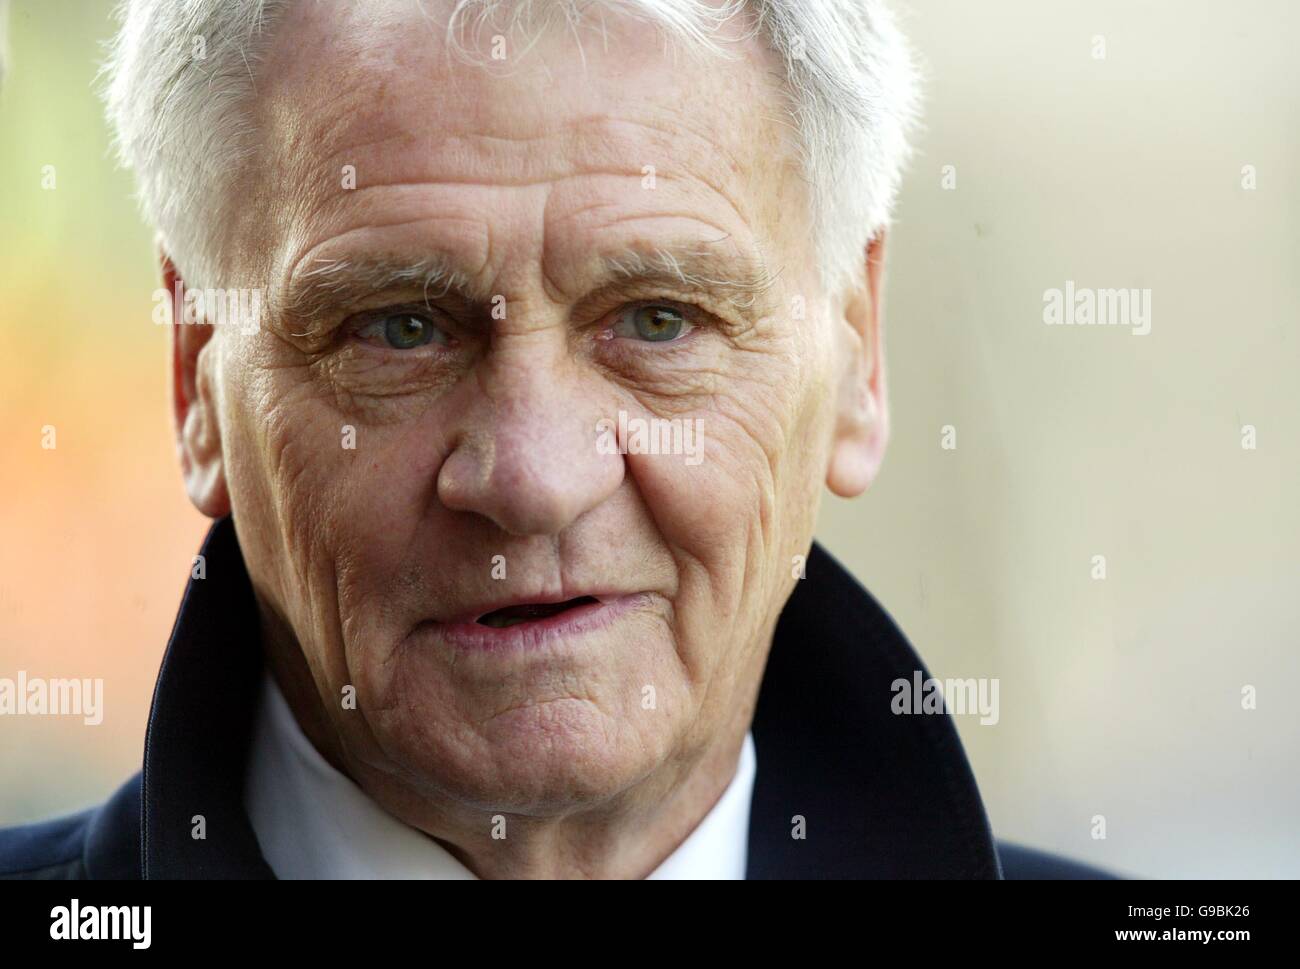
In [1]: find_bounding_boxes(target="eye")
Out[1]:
[611,304,694,343]
[356,312,452,350]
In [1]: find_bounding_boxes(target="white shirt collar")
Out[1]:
[245,671,757,879]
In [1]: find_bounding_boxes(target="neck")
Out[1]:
[401,729,749,879]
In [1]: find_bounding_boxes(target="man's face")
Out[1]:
[192,1,865,819]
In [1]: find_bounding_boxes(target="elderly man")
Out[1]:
[2,0,1107,880]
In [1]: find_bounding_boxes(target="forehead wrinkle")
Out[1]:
[302,109,768,234]
[396,123,731,190]
[252,0,807,267]
[262,48,799,293]
[564,114,770,238]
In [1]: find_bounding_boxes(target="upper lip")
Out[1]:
[434,591,628,626]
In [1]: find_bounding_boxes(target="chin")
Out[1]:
[373,694,671,816]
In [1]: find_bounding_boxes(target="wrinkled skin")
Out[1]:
[171,0,888,878]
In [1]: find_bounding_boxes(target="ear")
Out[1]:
[165,256,231,518]
[826,233,889,498]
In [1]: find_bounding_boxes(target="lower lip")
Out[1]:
[422,593,649,652]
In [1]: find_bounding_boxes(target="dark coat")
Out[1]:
[0,517,1113,879]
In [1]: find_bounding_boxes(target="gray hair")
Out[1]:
[102,0,920,298]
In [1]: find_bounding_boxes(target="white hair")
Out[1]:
[102,0,920,297]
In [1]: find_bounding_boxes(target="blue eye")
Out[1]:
[614,305,693,343]
[358,312,450,350]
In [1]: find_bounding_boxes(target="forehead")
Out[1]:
[249,0,808,292]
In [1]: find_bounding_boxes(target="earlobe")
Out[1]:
[826,372,888,498]
[826,235,889,499]
[166,257,231,519]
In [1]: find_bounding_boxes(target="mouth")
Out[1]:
[475,596,601,629]
[424,591,648,653]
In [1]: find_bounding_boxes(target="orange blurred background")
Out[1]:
[0,0,210,820]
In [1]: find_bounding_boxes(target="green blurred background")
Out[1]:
[1,0,1297,877]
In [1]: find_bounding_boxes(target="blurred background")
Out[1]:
[0,0,1296,877]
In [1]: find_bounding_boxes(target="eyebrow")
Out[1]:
[596,243,782,313]
[279,253,479,328]
[278,239,783,339]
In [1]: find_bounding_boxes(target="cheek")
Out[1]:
[221,356,446,647]
[623,324,828,666]
[227,371,343,573]
[781,335,840,536]
[645,323,828,547]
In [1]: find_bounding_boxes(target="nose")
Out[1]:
[436,350,624,536]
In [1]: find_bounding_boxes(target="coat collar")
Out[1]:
[142,517,1002,879]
